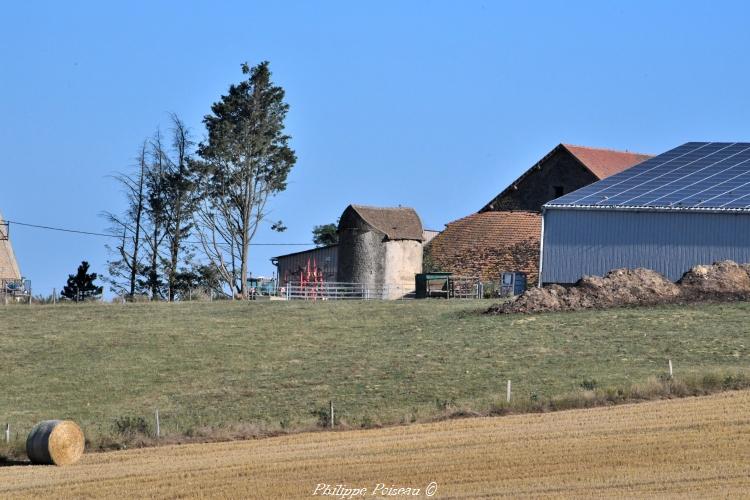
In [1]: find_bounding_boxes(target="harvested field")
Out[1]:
[490,260,750,314]
[1,390,748,498]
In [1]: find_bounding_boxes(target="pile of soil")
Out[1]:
[678,260,750,296]
[488,260,750,314]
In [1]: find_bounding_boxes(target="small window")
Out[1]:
[553,186,564,198]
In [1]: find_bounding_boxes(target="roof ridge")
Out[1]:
[351,203,416,211]
[562,143,654,157]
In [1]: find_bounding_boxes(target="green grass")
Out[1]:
[0,300,748,447]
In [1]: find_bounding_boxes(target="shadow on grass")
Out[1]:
[0,457,33,467]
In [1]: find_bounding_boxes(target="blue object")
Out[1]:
[500,272,526,296]
[547,142,750,211]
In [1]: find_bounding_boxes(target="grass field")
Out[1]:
[1,390,748,498]
[0,300,748,449]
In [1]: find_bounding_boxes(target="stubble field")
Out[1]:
[1,390,748,498]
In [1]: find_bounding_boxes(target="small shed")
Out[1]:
[272,244,338,285]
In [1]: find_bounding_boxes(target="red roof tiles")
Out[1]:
[562,144,652,180]
[348,205,424,241]
[426,211,541,282]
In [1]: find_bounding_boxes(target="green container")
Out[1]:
[415,272,452,299]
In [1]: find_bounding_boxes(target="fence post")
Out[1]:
[155,409,160,439]
[668,359,673,377]
[506,380,512,403]
[5,423,9,443]
[52,288,56,305]
[330,400,334,429]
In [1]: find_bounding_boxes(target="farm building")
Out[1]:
[272,205,435,298]
[426,144,652,283]
[540,142,750,284]
[337,204,425,299]
[272,244,338,285]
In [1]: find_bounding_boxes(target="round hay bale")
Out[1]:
[26,420,84,466]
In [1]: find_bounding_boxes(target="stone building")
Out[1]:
[426,144,652,283]
[336,204,425,299]
[480,144,653,212]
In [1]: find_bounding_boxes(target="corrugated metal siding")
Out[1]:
[541,209,750,283]
[276,245,338,284]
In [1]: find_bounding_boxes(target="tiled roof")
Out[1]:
[479,144,652,213]
[563,144,653,180]
[426,211,541,281]
[349,205,424,241]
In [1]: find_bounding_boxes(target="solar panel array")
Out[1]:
[546,142,750,211]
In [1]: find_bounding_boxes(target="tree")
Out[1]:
[103,142,148,298]
[142,129,169,300]
[157,114,199,301]
[170,263,224,300]
[106,119,198,301]
[61,261,103,302]
[312,222,338,246]
[195,61,296,298]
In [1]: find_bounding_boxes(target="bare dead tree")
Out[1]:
[104,141,148,298]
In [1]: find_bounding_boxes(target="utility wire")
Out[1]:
[7,220,114,238]
[4,220,313,246]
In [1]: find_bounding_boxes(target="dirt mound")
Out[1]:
[488,261,750,314]
[678,260,750,296]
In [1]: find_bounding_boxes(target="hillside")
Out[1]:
[1,390,748,498]
[0,300,748,447]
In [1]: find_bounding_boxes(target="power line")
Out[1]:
[7,220,114,238]
[5,220,313,246]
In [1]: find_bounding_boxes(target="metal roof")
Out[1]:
[545,142,750,212]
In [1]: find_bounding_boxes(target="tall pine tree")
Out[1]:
[195,61,296,298]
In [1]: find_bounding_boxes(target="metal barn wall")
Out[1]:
[276,245,338,284]
[541,209,750,284]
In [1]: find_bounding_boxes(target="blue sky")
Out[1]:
[2,1,749,296]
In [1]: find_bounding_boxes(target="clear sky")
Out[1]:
[2,1,749,297]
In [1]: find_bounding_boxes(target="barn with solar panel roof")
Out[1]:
[540,142,750,285]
